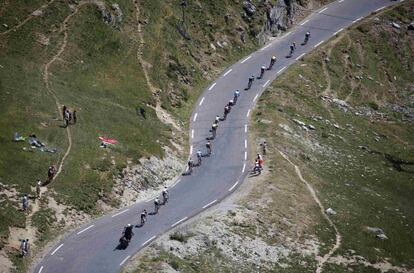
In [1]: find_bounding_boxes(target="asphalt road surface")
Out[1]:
[34,1,404,272]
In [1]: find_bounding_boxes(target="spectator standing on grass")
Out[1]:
[62,105,67,120]
[47,165,56,183]
[73,110,77,124]
[20,239,29,257]
[36,179,42,198]
[64,109,70,127]
[22,194,28,212]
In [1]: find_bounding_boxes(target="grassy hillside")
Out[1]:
[125,2,414,272]
[0,0,273,271]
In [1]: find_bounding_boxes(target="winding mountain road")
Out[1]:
[34,1,403,272]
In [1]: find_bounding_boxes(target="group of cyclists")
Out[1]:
[119,31,312,248]
[186,88,242,174]
[120,187,169,248]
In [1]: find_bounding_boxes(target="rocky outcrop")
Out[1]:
[251,0,329,44]
[112,147,184,206]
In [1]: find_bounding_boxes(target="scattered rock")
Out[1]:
[366,227,388,240]
[307,125,315,130]
[293,119,305,127]
[2,23,8,29]
[391,22,401,29]
[279,123,292,133]
[259,119,272,124]
[326,208,337,216]
[376,233,388,240]
[32,10,43,16]
[408,22,414,30]
[111,3,123,23]
[210,43,216,51]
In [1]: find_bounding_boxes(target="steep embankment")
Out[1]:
[124,2,414,273]
[0,0,327,272]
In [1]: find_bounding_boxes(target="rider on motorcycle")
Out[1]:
[123,224,134,241]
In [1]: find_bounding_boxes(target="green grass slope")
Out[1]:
[252,1,414,270]
[0,0,272,270]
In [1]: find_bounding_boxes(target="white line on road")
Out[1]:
[191,129,194,139]
[296,53,306,61]
[202,199,217,209]
[193,113,198,122]
[353,17,363,23]
[141,235,156,246]
[260,44,271,51]
[228,180,239,191]
[112,209,129,218]
[171,217,188,227]
[262,80,270,87]
[277,66,286,74]
[300,19,309,26]
[38,266,44,273]
[375,6,385,12]
[190,145,193,155]
[245,139,247,149]
[119,255,130,266]
[253,94,259,102]
[77,225,94,235]
[242,163,246,173]
[208,83,216,90]
[333,28,344,36]
[244,124,247,133]
[171,178,181,187]
[319,7,328,13]
[314,40,324,48]
[244,151,247,160]
[199,97,205,106]
[241,56,252,63]
[246,109,251,117]
[223,69,232,77]
[51,244,64,256]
